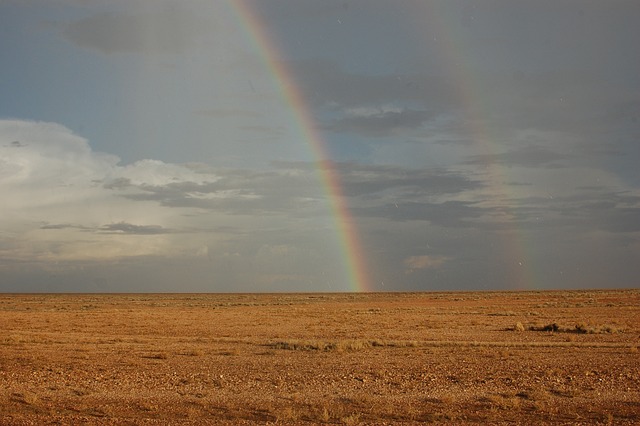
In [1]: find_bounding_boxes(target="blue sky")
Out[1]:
[1,0,639,292]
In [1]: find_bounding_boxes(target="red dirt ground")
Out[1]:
[1,290,638,424]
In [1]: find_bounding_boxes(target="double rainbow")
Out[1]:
[230,2,536,291]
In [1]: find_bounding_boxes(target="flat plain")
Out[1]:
[0,289,638,425]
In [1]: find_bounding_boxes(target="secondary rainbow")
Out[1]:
[414,1,535,289]
[230,1,373,292]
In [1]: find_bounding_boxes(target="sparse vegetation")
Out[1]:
[268,339,420,352]
[142,352,168,359]
[0,290,638,424]
[527,322,623,334]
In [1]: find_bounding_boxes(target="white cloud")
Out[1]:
[0,119,222,263]
[118,159,216,187]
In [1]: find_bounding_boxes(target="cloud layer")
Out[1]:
[1,1,639,291]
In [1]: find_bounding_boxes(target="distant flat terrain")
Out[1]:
[1,290,638,425]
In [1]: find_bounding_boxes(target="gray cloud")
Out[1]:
[195,109,262,119]
[288,60,453,110]
[3,1,640,292]
[40,223,83,230]
[40,222,174,235]
[63,9,209,54]
[556,192,640,234]
[325,108,432,137]
[324,162,483,198]
[464,145,569,169]
[99,222,173,235]
[355,200,484,227]
[104,161,483,219]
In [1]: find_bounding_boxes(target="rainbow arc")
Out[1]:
[231,1,373,292]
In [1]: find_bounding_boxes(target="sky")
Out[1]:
[1,0,639,292]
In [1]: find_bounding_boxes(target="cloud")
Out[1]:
[98,222,173,235]
[325,107,432,137]
[0,119,224,263]
[63,8,209,54]
[464,145,569,169]
[195,108,262,119]
[311,162,483,198]
[404,255,449,273]
[0,120,348,291]
[103,160,482,218]
[289,60,454,109]
[553,191,640,234]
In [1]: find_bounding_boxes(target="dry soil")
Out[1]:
[1,290,638,424]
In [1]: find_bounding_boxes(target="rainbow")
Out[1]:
[415,2,534,289]
[230,1,373,292]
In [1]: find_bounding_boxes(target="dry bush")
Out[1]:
[341,412,361,425]
[482,393,522,410]
[529,322,623,334]
[336,340,372,352]
[142,352,168,359]
[269,339,421,352]
[10,391,39,406]
[270,340,334,351]
[276,406,302,422]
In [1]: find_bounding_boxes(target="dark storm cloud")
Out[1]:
[354,200,484,227]
[555,191,640,234]
[99,222,172,235]
[325,109,432,137]
[63,9,208,54]
[107,173,318,215]
[195,109,262,119]
[238,125,286,139]
[489,72,640,142]
[323,162,483,197]
[353,181,640,235]
[289,60,452,109]
[40,223,83,230]
[464,145,568,169]
[102,162,483,218]
[40,221,174,235]
[482,190,640,234]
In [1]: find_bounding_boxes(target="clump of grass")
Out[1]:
[535,323,560,332]
[276,406,302,422]
[269,339,420,352]
[481,393,521,410]
[489,311,518,317]
[136,401,159,412]
[142,352,168,359]
[529,323,622,334]
[271,340,336,351]
[578,324,621,334]
[10,391,39,406]
[321,406,330,422]
[341,412,361,425]
[335,340,371,352]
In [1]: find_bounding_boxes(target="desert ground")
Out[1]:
[0,290,638,425]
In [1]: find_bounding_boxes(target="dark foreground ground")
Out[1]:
[1,290,638,425]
